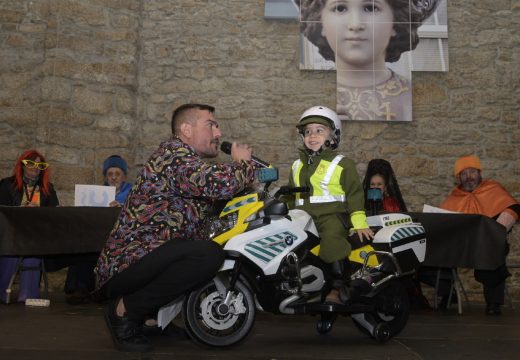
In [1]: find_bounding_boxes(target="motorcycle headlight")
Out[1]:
[208,212,238,238]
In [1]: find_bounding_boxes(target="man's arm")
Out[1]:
[496,205,520,232]
[170,154,257,200]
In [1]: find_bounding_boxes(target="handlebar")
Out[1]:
[274,186,310,198]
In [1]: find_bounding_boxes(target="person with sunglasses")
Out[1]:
[0,149,59,303]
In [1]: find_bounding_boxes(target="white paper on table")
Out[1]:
[422,204,459,214]
[157,298,184,329]
[74,184,116,207]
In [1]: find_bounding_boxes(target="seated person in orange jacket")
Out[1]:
[440,155,519,315]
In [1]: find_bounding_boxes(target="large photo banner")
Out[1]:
[265,0,448,122]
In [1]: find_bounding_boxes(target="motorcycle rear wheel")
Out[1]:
[352,280,410,340]
[183,278,256,347]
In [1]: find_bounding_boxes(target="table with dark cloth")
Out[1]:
[0,207,508,272]
[409,212,507,270]
[0,206,120,256]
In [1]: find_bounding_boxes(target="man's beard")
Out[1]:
[461,175,482,192]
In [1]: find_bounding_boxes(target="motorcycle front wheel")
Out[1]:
[183,278,256,347]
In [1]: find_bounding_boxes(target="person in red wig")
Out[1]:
[0,149,59,303]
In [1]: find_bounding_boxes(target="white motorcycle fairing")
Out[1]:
[221,210,315,276]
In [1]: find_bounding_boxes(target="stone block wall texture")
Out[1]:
[0,0,519,300]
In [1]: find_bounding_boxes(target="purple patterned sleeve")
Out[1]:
[170,152,257,200]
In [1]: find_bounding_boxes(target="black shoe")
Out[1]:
[438,294,458,310]
[485,303,501,316]
[142,322,162,337]
[104,300,152,352]
[142,322,188,339]
[339,285,353,304]
[338,278,372,303]
[89,289,107,304]
[65,289,91,305]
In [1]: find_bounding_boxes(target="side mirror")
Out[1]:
[256,167,279,183]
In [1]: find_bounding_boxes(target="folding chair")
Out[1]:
[504,262,520,309]
[433,268,469,315]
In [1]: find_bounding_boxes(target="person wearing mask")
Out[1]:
[363,158,408,214]
[363,159,430,309]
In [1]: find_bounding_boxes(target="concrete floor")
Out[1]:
[1,293,519,360]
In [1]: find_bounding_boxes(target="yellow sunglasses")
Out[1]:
[22,159,49,170]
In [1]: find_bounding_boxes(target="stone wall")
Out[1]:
[1,0,519,300]
[0,0,140,199]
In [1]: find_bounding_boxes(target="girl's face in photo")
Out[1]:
[370,174,386,194]
[321,0,396,70]
[303,123,332,152]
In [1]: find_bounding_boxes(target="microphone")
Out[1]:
[220,141,270,168]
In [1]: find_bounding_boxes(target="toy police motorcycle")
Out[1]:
[158,164,426,347]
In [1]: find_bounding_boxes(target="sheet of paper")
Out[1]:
[422,204,459,214]
[74,184,116,207]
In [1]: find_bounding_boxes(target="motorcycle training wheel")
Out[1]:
[183,278,256,347]
[352,280,410,341]
[317,313,337,334]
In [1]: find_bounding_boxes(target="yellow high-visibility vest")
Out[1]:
[292,155,346,206]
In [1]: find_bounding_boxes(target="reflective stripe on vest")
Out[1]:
[292,155,345,206]
[292,159,303,205]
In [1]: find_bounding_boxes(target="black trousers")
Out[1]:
[475,265,510,305]
[44,253,99,293]
[101,240,225,321]
[420,265,510,305]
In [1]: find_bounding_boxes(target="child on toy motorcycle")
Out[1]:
[286,106,374,303]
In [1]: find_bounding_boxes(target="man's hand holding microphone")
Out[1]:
[220,141,269,168]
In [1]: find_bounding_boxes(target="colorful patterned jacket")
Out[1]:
[95,136,257,287]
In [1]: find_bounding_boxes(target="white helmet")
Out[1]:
[297,105,342,148]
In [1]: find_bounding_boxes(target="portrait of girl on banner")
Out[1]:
[297,0,442,121]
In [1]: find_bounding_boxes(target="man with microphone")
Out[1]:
[95,103,259,352]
